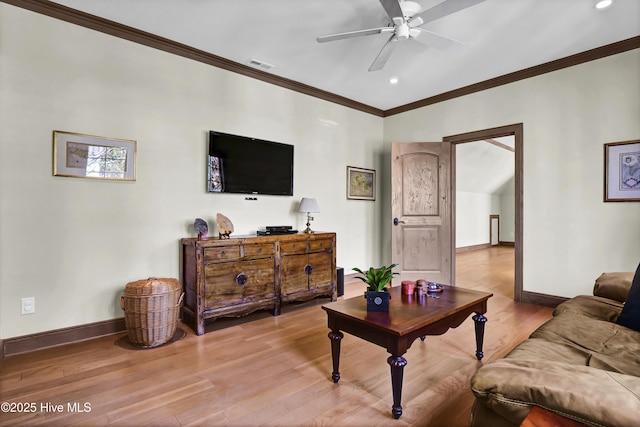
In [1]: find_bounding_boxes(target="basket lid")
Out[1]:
[124,277,181,296]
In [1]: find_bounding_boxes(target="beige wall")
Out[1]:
[499,178,516,243]
[384,49,640,297]
[0,5,384,338]
[1,5,639,339]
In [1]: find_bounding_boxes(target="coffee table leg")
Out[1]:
[387,355,407,419]
[328,330,343,383]
[473,313,488,360]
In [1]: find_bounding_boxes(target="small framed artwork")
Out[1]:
[53,131,136,181]
[604,140,640,202]
[347,166,376,201]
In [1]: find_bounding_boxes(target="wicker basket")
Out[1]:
[120,277,183,348]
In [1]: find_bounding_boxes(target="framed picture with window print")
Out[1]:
[53,131,136,181]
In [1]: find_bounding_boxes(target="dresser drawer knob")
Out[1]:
[304,264,313,275]
[235,273,248,286]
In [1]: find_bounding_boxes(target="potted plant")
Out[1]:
[353,264,399,312]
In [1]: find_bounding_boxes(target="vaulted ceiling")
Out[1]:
[457,136,515,194]
[43,0,640,114]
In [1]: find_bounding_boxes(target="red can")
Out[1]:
[401,280,416,295]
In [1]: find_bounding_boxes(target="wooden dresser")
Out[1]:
[181,232,336,335]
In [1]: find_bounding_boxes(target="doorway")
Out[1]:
[490,215,500,246]
[444,123,523,301]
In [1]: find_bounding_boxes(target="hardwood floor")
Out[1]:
[0,247,552,427]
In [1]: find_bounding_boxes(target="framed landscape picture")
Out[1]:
[604,140,640,202]
[53,131,137,181]
[347,166,376,201]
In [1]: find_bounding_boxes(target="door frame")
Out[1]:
[444,123,523,302]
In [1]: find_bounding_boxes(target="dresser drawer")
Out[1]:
[309,239,333,252]
[204,246,241,262]
[243,243,275,258]
[280,241,307,254]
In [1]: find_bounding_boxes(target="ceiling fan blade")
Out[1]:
[379,0,405,23]
[368,35,398,72]
[317,27,394,43]
[408,0,485,26]
[413,27,465,49]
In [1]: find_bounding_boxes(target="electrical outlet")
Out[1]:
[21,297,35,315]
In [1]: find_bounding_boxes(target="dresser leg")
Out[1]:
[274,300,281,316]
[197,315,205,336]
[388,355,407,419]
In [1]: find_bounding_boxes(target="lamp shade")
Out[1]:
[299,198,320,213]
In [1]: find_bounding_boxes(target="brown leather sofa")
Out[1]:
[470,271,640,427]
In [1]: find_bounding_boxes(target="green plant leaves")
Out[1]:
[352,263,399,291]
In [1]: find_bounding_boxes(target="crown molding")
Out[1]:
[384,36,640,116]
[1,0,385,117]
[2,1,639,118]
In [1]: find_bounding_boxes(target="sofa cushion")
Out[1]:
[616,262,640,332]
[524,313,640,375]
[553,295,623,322]
[593,271,634,302]
[470,359,640,427]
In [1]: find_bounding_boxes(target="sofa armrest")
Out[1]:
[593,272,633,302]
[471,359,640,427]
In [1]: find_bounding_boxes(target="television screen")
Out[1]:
[208,131,294,196]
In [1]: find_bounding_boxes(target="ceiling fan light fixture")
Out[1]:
[409,16,424,27]
[594,0,613,9]
[399,1,422,18]
[409,28,421,38]
[396,23,410,40]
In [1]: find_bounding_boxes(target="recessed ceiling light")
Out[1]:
[389,77,399,85]
[594,0,613,9]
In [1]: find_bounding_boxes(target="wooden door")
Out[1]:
[391,142,452,284]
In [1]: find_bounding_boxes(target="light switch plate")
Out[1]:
[21,297,35,315]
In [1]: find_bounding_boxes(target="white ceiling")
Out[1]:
[457,136,515,194]
[49,0,639,111]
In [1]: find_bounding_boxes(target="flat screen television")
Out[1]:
[207,131,294,196]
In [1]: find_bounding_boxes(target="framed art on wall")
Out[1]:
[53,131,137,181]
[604,139,640,202]
[347,166,376,201]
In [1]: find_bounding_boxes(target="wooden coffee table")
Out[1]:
[321,284,492,419]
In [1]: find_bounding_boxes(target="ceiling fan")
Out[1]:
[316,0,485,71]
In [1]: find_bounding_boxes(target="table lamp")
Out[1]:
[299,198,320,234]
